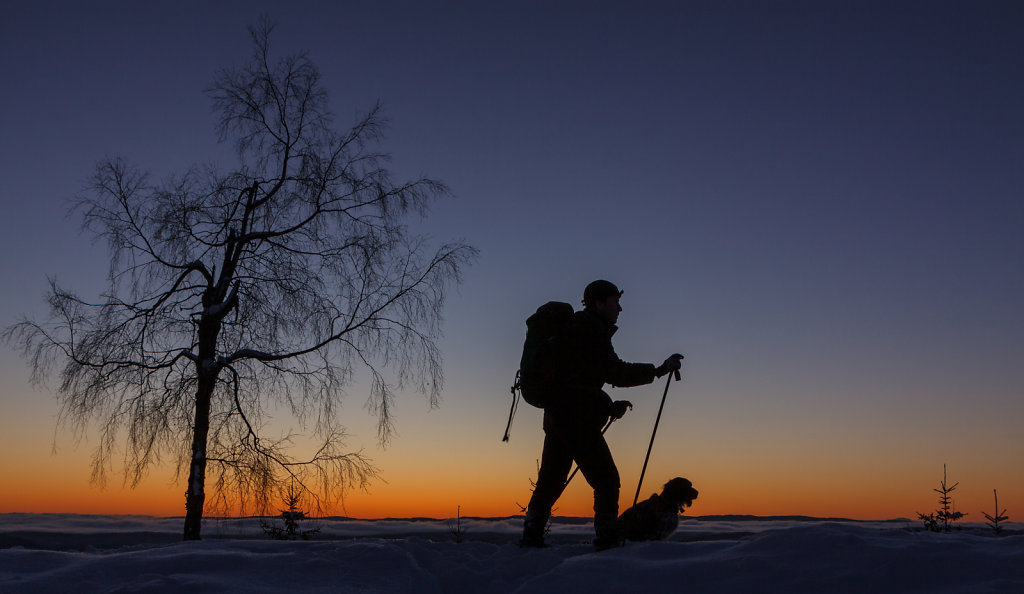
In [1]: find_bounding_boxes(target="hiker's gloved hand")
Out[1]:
[610,400,632,420]
[655,353,684,377]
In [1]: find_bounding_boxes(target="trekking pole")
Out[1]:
[632,363,682,508]
[561,416,615,491]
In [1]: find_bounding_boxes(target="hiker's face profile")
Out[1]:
[592,295,622,324]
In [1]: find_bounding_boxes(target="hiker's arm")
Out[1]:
[607,359,658,388]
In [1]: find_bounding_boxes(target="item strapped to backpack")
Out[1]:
[502,301,574,442]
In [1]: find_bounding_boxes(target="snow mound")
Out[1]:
[2,515,1023,593]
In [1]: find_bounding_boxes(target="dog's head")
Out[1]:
[661,477,699,512]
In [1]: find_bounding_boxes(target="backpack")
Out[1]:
[502,301,574,441]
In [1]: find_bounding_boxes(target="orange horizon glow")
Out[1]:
[4,373,1019,525]
[3,467,1014,523]
[4,398,1019,524]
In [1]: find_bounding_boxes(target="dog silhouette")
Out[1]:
[619,477,699,541]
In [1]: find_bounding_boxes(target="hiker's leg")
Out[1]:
[574,430,622,549]
[523,430,572,545]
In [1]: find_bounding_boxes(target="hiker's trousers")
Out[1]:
[526,418,620,537]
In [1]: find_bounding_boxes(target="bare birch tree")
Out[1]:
[5,21,476,540]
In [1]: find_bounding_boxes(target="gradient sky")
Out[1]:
[2,1,1022,521]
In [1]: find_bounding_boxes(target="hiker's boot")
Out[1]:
[593,513,624,552]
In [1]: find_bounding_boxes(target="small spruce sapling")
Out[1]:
[918,464,965,532]
[261,483,320,540]
[448,506,468,543]
[982,489,1009,536]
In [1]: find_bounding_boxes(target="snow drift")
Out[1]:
[2,514,1022,593]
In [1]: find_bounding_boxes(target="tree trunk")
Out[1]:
[183,370,215,540]
[183,308,223,540]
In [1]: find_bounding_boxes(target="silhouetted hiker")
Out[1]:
[521,280,683,551]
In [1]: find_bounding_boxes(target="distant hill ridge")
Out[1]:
[316,514,912,524]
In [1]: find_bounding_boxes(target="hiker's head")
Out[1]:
[583,280,623,323]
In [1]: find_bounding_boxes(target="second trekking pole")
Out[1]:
[632,362,682,508]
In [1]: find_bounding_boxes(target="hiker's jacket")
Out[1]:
[546,308,657,430]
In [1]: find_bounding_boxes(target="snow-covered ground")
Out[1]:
[2,514,1022,592]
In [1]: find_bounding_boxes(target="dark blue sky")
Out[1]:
[2,1,1022,517]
